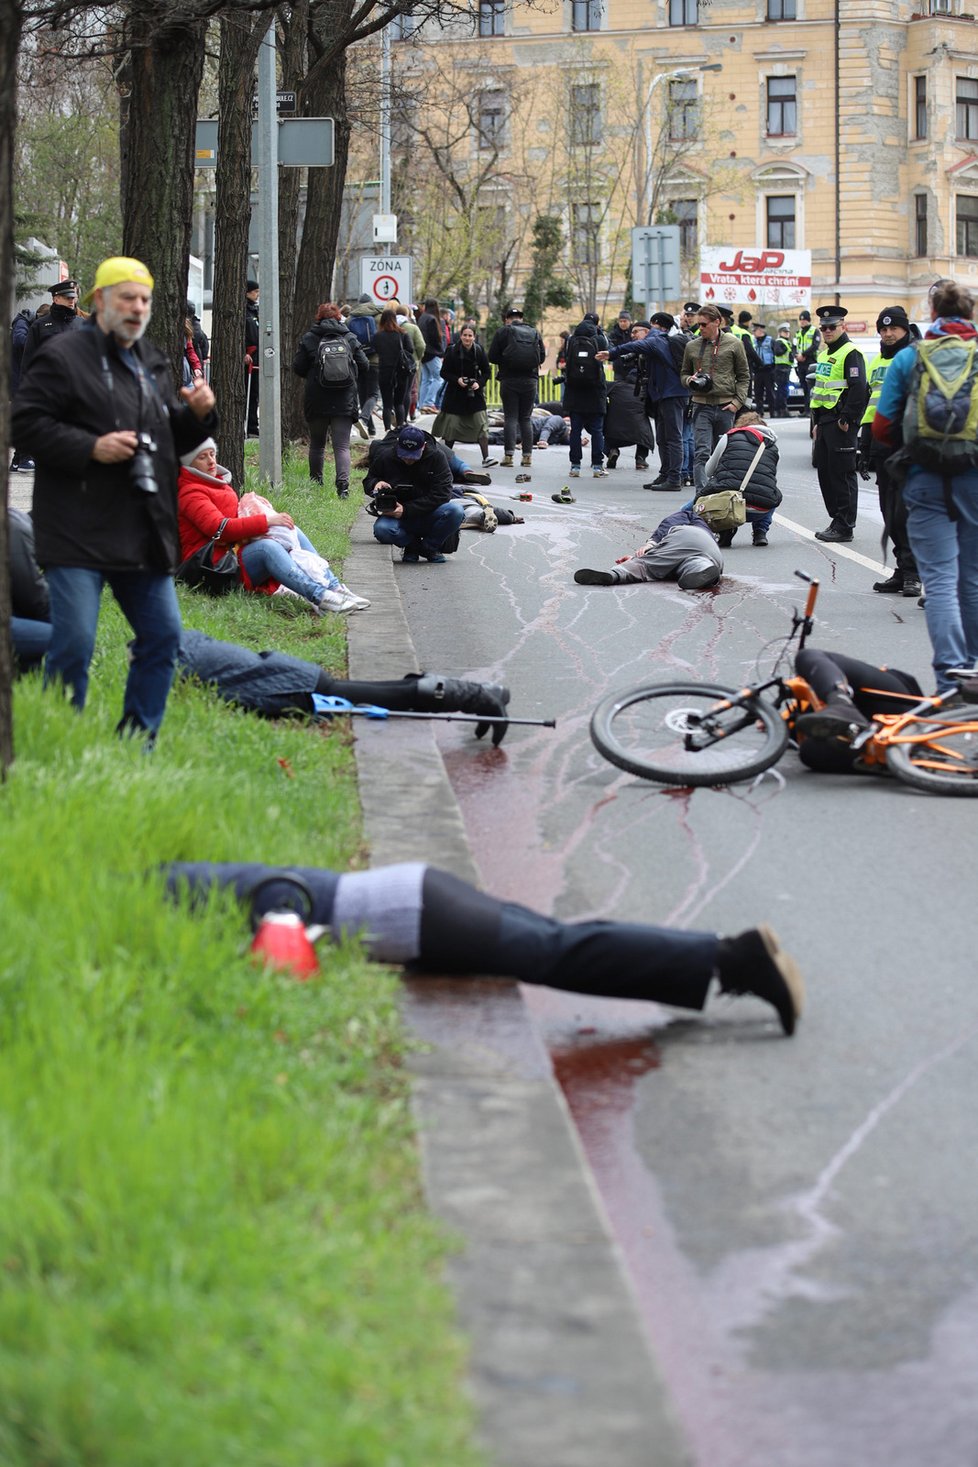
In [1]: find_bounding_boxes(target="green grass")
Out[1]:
[0,448,483,1467]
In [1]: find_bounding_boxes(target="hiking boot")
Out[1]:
[593,466,609,478]
[606,449,620,468]
[552,487,576,503]
[814,524,853,543]
[336,480,350,499]
[901,573,922,598]
[794,694,870,743]
[521,453,533,467]
[873,571,903,593]
[500,454,514,467]
[574,567,615,586]
[569,465,581,477]
[752,529,769,547]
[415,674,511,745]
[462,469,492,486]
[716,924,805,1036]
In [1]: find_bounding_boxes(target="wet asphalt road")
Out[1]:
[394,417,978,1467]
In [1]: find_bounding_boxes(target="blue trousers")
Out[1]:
[373,499,465,554]
[45,566,182,735]
[569,411,605,468]
[903,468,978,690]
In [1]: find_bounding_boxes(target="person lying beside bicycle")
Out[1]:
[793,647,923,771]
[574,506,723,591]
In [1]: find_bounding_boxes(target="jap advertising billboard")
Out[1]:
[699,247,812,311]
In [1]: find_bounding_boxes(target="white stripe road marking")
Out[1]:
[773,511,888,576]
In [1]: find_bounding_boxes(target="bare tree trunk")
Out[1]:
[212,12,266,488]
[0,0,24,775]
[293,20,350,381]
[278,1,309,446]
[119,10,207,381]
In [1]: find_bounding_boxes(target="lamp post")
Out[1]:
[641,62,722,229]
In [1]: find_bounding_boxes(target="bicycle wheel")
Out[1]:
[590,682,789,786]
[885,714,978,796]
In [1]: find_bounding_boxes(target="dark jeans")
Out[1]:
[569,411,605,468]
[692,402,735,488]
[373,499,466,555]
[12,615,51,670]
[500,376,537,456]
[360,363,380,421]
[875,457,917,573]
[654,396,686,483]
[45,566,182,734]
[245,364,259,434]
[774,366,792,415]
[753,366,776,416]
[379,369,407,431]
[813,418,858,531]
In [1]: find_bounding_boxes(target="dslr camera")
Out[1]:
[129,431,159,494]
[373,490,399,515]
[689,371,714,392]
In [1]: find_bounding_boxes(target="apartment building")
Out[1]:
[388,0,978,323]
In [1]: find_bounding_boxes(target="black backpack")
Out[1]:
[566,332,604,387]
[316,336,356,387]
[502,323,540,373]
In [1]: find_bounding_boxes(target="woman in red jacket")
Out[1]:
[177,440,366,613]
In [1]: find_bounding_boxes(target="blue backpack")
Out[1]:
[348,314,376,350]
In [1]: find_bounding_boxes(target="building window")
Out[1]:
[673,198,698,257]
[766,76,797,136]
[570,84,602,145]
[766,194,796,248]
[767,0,796,16]
[669,0,698,25]
[914,75,927,140]
[956,77,978,139]
[915,195,928,257]
[668,78,699,140]
[391,8,422,38]
[571,0,602,31]
[476,90,507,149]
[957,194,978,256]
[478,0,506,35]
[571,202,600,264]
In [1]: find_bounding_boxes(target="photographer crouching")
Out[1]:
[12,256,218,745]
[364,424,465,565]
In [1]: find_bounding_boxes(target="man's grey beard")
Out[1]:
[100,290,152,345]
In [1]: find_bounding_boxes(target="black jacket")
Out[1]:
[364,430,455,520]
[706,424,781,510]
[561,321,609,414]
[291,319,369,421]
[245,299,260,353]
[12,318,218,572]
[20,303,80,377]
[9,508,50,621]
[439,340,490,415]
[417,310,445,363]
[373,326,416,380]
[604,380,654,451]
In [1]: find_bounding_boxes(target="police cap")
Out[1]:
[717,305,735,322]
[49,279,79,299]
[815,305,848,326]
[683,301,701,313]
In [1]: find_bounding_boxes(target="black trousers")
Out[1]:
[813,418,858,531]
[795,647,922,717]
[500,377,537,456]
[874,457,918,575]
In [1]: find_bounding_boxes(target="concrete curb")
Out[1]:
[344,509,693,1467]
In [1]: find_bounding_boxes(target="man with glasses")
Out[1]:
[809,305,868,543]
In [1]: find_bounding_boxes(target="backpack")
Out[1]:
[566,332,604,387]
[348,313,376,350]
[316,336,356,388]
[502,323,540,373]
[903,336,978,471]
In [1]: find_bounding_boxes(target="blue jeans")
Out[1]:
[692,403,735,488]
[569,411,605,468]
[682,418,694,476]
[240,529,339,603]
[373,499,465,554]
[903,468,978,690]
[45,566,183,734]
[12,615,52,670]
[419,359,443,407]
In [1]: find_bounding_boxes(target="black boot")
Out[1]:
[873,571,903,593]
[794,690,870,743]
[901,573,922,598]
[414,674,511,745]
[336,480,350,499]
[716,925,805,1035]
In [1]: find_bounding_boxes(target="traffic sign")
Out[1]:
[631,225,680,306]
[360,255,413,306]
[194,118,334,168]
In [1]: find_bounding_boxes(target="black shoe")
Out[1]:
[752,530,769,547]
[683,473,695,487]
[795,695,871,743]
[648,473,668,486]
[635,459,649,472]
[336,481,350,499]
[716,924,805,1036]
[606,449,620,468]
[574,567,615,586]
[415,674,511,745]
[901,574,922,598]
[814,525,853,543]
[462,469,492,485]
[873,572,903,593]
[717,530,735,548]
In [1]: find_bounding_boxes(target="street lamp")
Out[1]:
[642,62,722,228]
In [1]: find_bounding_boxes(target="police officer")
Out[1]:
[718,305,735,333]
[810,305,868,543]
[858,306,921,596]
[794,309,820,407]
[680,301,701,336]
[20,279,82,377]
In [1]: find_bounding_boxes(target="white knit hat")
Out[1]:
[180,437,217,467]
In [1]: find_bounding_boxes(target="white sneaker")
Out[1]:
[337,583,371,610]
[318,588,365,615]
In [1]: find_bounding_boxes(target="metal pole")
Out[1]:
[257,21,282,487]
[380,24,392,217]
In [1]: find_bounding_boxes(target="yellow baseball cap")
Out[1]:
[83,256,154,304]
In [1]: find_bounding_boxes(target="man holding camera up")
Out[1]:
[680,304,750,490]
[12,256,218,743]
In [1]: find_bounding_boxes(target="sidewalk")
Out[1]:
[344,511,694,1467]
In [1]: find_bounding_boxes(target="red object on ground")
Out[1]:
[250,912,320,979]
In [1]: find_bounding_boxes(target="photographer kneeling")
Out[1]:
[364,424,465,565]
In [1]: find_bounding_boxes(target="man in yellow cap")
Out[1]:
[12,256,218,744]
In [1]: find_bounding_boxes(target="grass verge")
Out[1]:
[0,448,483,1467]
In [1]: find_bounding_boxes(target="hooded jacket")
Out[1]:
[610,330,689,404]
[364,429,455,519]
[872,316,978,466]
[561,319,610,414]
[291,318,369,421]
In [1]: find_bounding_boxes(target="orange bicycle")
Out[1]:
[590,573,978,795]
